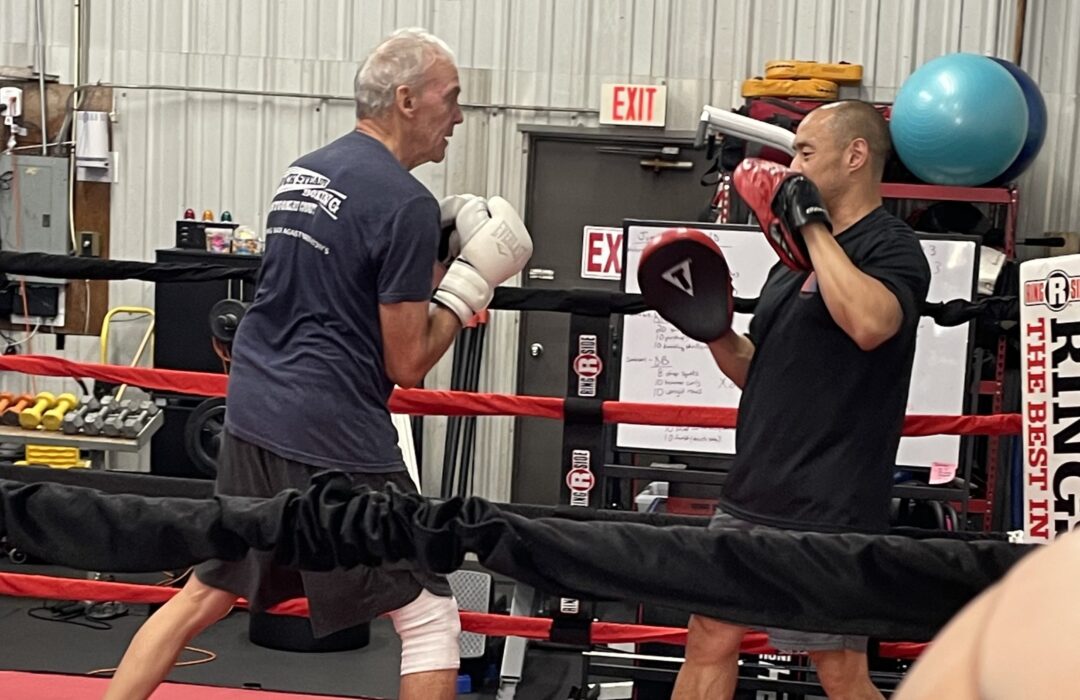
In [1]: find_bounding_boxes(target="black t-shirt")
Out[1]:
[719,207,932,533]
[225,131,438,472]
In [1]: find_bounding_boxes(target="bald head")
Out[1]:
[811,100,892,181]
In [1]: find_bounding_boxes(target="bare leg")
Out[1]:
[891,586,997,700]
[808,649,884,700]
[103,574,237,700]
[976,530,1080,699]
[400,669,458,700]
[671,615,746,700]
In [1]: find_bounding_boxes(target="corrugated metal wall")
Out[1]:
[1,0,1073,500]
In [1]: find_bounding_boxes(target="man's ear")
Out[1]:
[395,85,415,116]
[848,137,871,172]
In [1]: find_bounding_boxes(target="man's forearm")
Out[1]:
[419,305,462,376]
[707,330,755,389]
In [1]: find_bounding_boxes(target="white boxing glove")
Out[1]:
[434,196,533,324]
[437,194,484,266]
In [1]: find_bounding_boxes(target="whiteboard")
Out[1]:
[616,220,978,469]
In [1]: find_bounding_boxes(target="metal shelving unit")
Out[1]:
[0,411,163,461]
[882,182,1018,530]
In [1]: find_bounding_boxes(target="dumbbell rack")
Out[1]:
[0,411,164,464]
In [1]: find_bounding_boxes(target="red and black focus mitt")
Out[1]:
[732,157,832,271]
[637,228,734,343]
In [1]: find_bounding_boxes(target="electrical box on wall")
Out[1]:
[0,154,71,284]
[13,282,61,318]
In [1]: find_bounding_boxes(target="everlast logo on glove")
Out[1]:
[493,222,531,259]
[434,196,534,325]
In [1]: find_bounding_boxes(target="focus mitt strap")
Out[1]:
[637,228,734,343]
[732,157,831,271]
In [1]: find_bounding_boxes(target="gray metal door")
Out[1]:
[513,126,716,504]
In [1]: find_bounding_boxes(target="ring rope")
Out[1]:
[0,355,1020,436]
[0,571,927,660]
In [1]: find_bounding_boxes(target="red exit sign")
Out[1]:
[600,83,667,127]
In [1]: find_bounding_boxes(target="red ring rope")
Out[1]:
[0,354,990,667]
[0,355,1019,436]
[0,570,926,660]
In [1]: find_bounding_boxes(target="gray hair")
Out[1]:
[354,28,456,119]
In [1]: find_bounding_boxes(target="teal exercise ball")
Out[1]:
[890,53,1028,186]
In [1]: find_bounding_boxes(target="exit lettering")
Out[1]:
[600,84,667,127]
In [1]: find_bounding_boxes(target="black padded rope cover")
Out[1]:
[549,615,593,645]
[492,287,760,317]
[0,464,1010,542]
[492,288,647,316]
[1,251,1013,326]
[0,251,258,284]
[0,475,1032,641]
[563,398,604,425]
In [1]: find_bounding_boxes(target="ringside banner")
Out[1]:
[1021,255,1080,542]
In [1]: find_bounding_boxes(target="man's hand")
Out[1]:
[434,196,534,324]
[732,157,831,271]
[637,228,734,343]
[437,194,483,267]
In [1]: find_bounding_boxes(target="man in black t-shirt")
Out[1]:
[105,29,533,700]
[645,101,931,699]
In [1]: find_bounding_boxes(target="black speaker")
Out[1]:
[152,248,260,374]
[150,393,214,479]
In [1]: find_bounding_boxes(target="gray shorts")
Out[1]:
[195,431,452,638]
[708,509,867,654]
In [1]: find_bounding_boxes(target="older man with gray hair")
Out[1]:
[104,28,532,700]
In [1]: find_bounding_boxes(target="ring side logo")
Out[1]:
[573,353,603,378]
[574,334,601,397]
[566,467,595,493]
[567,449,594,502]
[1024,271,1080,312]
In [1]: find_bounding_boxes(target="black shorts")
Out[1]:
[709,509,867,653]
[194,431,452,638]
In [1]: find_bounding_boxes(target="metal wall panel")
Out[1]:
[2,0,1076,500]
[1016,0,1080,246]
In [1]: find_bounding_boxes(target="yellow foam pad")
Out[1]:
[741,78,839,99]
[764,60,863,84]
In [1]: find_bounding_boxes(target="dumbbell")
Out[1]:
[84,397,121,436]
[62,397,102,435]
[0,392,13,413]
[41,393,79,431]
[1,394,34,426]
[19,392,58,430]
[103,400,142,437]
[120,402,161,438]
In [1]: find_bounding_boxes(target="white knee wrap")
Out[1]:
[388,589,461,676]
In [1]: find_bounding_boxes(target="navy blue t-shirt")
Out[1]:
[225,131,439,472]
